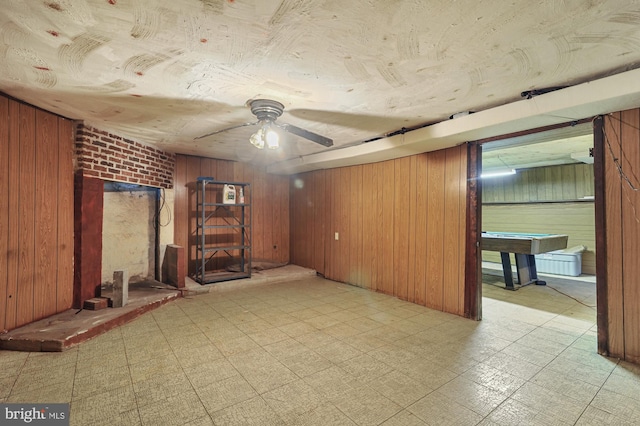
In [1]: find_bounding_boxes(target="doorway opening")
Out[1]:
[477,122,597,330]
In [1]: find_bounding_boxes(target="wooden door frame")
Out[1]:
[592,115,609,356]
[468,118,598,324]
[465,142,482,320]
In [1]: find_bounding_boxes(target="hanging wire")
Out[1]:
[154,188,172,229]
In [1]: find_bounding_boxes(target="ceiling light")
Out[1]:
[249,129,265,149]
[249,122,279,150]
[480,169,516,179]
[265,127,279,149]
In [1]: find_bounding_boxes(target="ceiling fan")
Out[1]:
[195,99,333,149]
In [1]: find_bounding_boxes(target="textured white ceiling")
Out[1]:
[482,123,594,172]
[1,0,639,171]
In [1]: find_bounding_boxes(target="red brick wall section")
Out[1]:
[75,123,175,189]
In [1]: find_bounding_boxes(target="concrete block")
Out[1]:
[112,269,129,308]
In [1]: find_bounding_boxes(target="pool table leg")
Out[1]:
[515,254,546,286]
[500,252,516,290]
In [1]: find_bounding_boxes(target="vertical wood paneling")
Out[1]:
[483,163,594,203]
[322,171,332,278]
[337,168,349,282]
[300,174,308,266]
[426,150,446,310]
[173,155,188,270]
[0,97,8,331]
[233,161,244,182]
[604,113,625,356]
[620,109,640,362]
[393,157,410,300]
[314,171,326,274]
[361,164,374,289]
[526,171,538,202]
[289,178,298,265]
[584,163,595,196]
[535,168,546,200]
[288,146,469,316]
[332,169,342,280]
[414,154,428,306]
[443,148,461,314]
[253,167,266,260]
[373,162,384,292]
[562,165,577,200]
[3,100,75,329]
[279,174,290,264]
[327,169,339,279]
[512,171,525,203]
[34,109,58,320]
[323,170,334,277]
[407,155,418,303]
[263,173,275,261]
[17,104,36,327]
[351,167,363,286]
[381,161,395,295]
[56,118,74,312]
[306,173,315,267]
[551,166,563,199]
[600,109,640,363]
[503,174,515,201]
[345,168,354,283]
[5,100,22,330]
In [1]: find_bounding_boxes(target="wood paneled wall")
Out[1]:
[598,110,640,363]
[483,163,594,203]
[290,145,469,315]
[0,94,74,332]
[173,155,289,276]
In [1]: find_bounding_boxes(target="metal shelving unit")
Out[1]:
[194,177,251,284]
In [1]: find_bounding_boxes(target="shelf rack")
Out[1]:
[194,177,251,284]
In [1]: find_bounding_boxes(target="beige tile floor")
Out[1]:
[2,274,639,426]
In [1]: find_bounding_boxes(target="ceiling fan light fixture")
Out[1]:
[265,127,279,149]
[196,98,332,148]
[249,129,265,149]
[250,121,279,150]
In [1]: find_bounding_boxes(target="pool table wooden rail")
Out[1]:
[481,233,569,255]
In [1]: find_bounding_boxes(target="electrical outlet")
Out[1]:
[334,232,339,240]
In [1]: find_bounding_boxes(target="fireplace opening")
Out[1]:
[102,182,160,291]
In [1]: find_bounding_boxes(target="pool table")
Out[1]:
[481,232,569,290]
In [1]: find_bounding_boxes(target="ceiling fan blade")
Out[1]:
[277,122,333,147]
[195,121,258,140]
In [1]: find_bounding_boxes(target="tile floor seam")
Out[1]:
[1,354,27,400]
[120,329,144,426]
